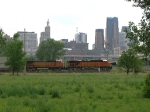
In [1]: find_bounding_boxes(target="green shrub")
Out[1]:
[143,73,150,98]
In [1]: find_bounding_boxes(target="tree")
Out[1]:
[126,0,150,10]
[125,0,150,58]
[0,29,6,55]
[4,33,26,75]
[36,38,65,60]
[117,49,143,75]
[26,55,37,61]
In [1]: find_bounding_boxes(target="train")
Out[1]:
[26,60,112,72]
[0,57,112,72]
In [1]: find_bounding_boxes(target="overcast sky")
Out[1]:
[0,0,143,49]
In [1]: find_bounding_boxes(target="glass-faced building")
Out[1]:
[106,17,119,54]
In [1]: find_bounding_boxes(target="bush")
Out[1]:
[143,73,150,98]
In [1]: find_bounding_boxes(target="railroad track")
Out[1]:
[27,69,110,73]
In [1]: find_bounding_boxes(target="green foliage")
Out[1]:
[143,72,150,98]
[125,0,150,57]
[117,49,143,74]
[50,87,61,98]
[0,28,6,56]
[125,20,150,57]
[74,85,81,92]
[38,86,46,95]
[4,33,26,75]
[26,55,37,61]
[36,38,65,60]
[86,85,94,93]
[0,73,149,111]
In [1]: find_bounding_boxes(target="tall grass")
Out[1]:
[0,72,148,112]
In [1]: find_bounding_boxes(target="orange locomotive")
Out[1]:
[68,60,112,71]
[26,60,64,71]
[26,60,112,72]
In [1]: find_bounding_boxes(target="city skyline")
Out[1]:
[0,0,143,49]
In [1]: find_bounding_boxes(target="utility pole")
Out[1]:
[24,28,26,75]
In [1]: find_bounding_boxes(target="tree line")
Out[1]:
[117,0,150,75]
[0,30,65,75]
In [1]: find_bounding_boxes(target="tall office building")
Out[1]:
[121,26,130,32]
[119,26,130,52]
[17,31,38,56]
[40,19,50,43]
[92,44,95,50]
[119,32,129,51]
[95,29,104,52]
[75,32,87,43]
[106,17,119,54]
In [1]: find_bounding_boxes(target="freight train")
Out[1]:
[27,60,112,72]
[0,57,112,72]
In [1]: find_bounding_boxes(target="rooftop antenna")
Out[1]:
[47,19,49,26]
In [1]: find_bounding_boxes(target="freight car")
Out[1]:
[26,60,112,72]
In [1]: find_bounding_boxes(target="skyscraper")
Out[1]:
[17,31,38,56]
[75,32,87,43]
[95,29,104,52]
[119,26,130,51]
[121,26,130,32]
[119,32,129,51]
[106,17,119,54]
[40,19,50,43]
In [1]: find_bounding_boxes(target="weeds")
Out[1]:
[0,73,149,112]
[74,85,81,92]
[118,92,123,99]
[38,86,46,95]
[86,85,94,93]
[50,87,61,98]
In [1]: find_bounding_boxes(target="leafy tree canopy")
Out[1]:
[4,33,26,75]
[0,28,6,55]
[117,49,143,74]
[26,55,37,61]
[125,0,150,57]
[36,38,65,60]
[126,0,150,10]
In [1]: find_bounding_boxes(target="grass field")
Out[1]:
[0,71,150,112]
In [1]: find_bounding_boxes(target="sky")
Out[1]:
[0,0,143,49]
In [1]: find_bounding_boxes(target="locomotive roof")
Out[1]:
[27,60,58,62]
[68,60,106,62]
